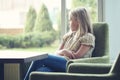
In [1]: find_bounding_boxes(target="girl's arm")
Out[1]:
[55,42,65,56]
[72,44,91,59]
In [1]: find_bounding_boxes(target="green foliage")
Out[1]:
[40,31,57,46]
[13,34,25,48]
[34,3,53,32]
[25,6,37,32]
[0,34,14,48]
[71,0,97,22]
[0,31,57,48]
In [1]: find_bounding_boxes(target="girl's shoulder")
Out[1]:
[82,33,95,39]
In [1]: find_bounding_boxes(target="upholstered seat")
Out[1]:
[29,22,116,80]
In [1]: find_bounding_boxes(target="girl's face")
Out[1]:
[69,15,79,31]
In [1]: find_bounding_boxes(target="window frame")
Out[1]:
[98,0,105,22]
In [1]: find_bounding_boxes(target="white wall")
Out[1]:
[105,0,120,62]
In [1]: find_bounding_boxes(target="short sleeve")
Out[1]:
[80,33,95,47]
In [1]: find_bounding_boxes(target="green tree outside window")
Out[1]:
[25,6,37,33]
[34,3,53,32]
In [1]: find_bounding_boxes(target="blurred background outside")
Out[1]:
[0,0,97,53]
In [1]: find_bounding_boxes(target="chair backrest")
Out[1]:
[109,53,120,74]
[92,22,109,57]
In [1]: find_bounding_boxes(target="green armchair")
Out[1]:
[67,22,109,66]
[29,22,113,80]
[30,53,120,80]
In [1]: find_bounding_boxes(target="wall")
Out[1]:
[105,0,120,62]
[0,28,23,35]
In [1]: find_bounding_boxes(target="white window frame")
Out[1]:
[98,0,105,22]
[61,0,67,37]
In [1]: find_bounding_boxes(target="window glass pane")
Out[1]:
[40,0,61,31]
[0,0,61,31]
[0,0,61,51]
[66,0,98,22]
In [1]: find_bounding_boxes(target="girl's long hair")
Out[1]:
[70,7,93,39]
[68,7,93,50]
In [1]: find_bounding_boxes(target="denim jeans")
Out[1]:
[24,54,67,80]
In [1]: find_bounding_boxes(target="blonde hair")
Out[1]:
[69,7,93,39]
[67,7,93,50]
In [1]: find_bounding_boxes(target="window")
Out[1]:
[0,0,61,50]
[0,0,99,50]
[66,0,98,22]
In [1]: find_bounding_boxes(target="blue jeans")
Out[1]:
[24,54,67,80]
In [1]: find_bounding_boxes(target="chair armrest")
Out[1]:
[66,56,109,67]
[30,71,115,80]
[67,63,112,74]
